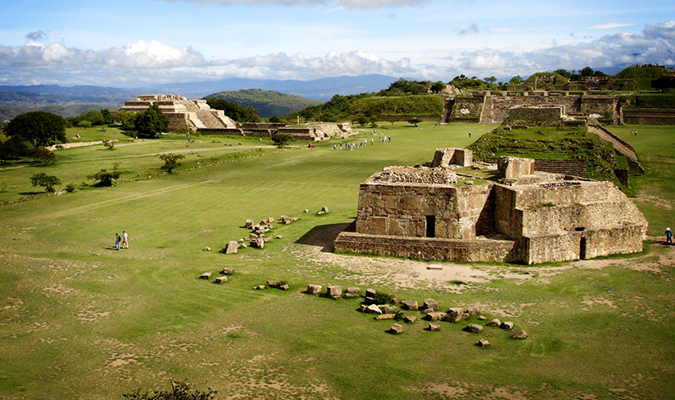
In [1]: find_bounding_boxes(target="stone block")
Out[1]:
[388,324,403,334]
[306,284,322,294]
[326,286,342,297]
[423,299,439,311]
[401,300,418,311]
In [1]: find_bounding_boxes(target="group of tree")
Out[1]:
[66,108,115,128]
[1,110,64,165]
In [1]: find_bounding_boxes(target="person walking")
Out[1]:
[122,231,129,249]
[115,233,121,250]
[666,227,673,244]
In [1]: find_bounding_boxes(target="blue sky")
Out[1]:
[1,0,674,87]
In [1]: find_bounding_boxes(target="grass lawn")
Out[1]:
[1,122,674,399]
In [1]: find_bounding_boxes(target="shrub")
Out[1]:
[271,134,294,148]
[31,147,56,165]
[103,140,114,150]
[65,183,76,193]
[159,153,185,172]
[30,173,61,193]
[88,169,121,187]
[372,291,393,304]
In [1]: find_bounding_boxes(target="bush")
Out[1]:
[159,153,185,172]
[30,147,56,165]
[65,183,76,193]
[30,173,61,193]
[372,291,393,304]
[88,169,121,187]
[271,134,294,148]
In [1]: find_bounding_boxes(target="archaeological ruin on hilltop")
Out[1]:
[120,94,355,141]
[442,91,675,126]
[334,148,648,264]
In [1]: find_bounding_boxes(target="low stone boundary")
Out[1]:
[622,108,675,125]
[47,140,117,150]
[334,231,520,262]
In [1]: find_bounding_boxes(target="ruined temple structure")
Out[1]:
[120,94,237,132]
[334,148,648,264]
[442,91,675,126]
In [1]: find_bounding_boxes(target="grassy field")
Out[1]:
[1,122,674,399]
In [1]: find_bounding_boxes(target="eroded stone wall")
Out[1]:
[334,232,520,262]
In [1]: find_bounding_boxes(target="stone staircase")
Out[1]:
[182,100,230,129]
[587,125,644,174]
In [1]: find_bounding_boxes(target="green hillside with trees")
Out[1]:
[204,89,321,118]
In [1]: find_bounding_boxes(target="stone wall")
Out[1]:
[508,106,563,120]
[334,232,520,262]
[533,159,586,177]
[430,148,473,167]
[622,108,675,125]
[498,156,535,179]
[355,177,496,240]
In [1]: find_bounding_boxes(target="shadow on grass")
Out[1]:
[295,221,355,252]
[19,191,44,195]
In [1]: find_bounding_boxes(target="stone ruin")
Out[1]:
[120,94,237,132]
[334,148,648,264]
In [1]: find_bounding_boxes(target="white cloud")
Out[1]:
[590,23,635,30]
[0,21,674,86]
[452,20,675,77]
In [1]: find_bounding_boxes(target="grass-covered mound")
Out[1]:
[467,125,627,186]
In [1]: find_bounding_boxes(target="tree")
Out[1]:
[158,153,185,172]
[30,147,56,165]
[269,115,282,123]
[175,124,199,143]
[88,169,122,186]
[430,81,446,93]
[271,133,295,148]
[652,76,675,89]
[579,66,594,77]
[100,109,115,125]
[30,172,61,193]
[554,69,571,79]
[483,76,497,84]
[0,137,30,164]
[355,116,369,127]
[134,104,169,138]
[509,75,524,85]
[77,109,105,126]
[5,111,67,148]
[408,118,422,127]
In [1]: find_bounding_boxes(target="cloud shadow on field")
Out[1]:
[296,221,355,252]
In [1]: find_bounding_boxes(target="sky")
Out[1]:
[0,0,674,88]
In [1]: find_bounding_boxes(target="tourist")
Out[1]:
[115,233,121,250]
[469,132,471,137]
[666,227,673,244]
[122,231,129,249]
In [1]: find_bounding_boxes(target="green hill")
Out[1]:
[204,89,322,118]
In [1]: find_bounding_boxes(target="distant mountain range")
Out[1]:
[0,74,399,120]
